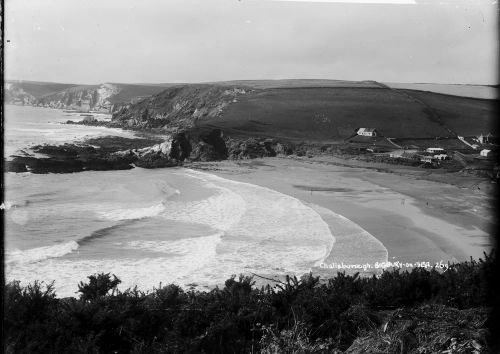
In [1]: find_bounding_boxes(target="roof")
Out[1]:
[357,128,376,133]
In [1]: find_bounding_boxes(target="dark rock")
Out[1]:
[190,141,220,162]
[275,143,294,156]
[7,143,138,174]
[227,137,276,160]
[26,157,85,174]
[5,158,28,173]
[82,155,135,171]
[135,153,177,168]
[169,132,192,161]
[200,129,228,160]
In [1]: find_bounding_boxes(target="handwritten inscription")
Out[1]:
[319,260,450,272]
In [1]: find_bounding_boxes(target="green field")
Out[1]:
[397,89,497,136]
[195,85,496,142]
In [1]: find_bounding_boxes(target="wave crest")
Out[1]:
[98,203,166,221]
[6,241,79,265]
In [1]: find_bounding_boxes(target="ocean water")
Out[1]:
[4,105,387,297]
[4,105,138,157]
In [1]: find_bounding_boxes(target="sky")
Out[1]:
[4,0,498,85]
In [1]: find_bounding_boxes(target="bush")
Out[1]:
[78,273,122,301]
[3,252,495,353]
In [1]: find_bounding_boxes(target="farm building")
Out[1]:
[433,154,449,160]
[480,149,492,157]
[357,128,377,137]
[477,133,495,144]
[420,155,435,164]
[426,147,445,154]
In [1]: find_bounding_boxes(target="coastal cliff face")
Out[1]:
[37,83,119,112]
[111,85,250,130]
[5,81,173,112]
[5,82,38,105]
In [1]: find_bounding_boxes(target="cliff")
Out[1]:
[111,84,250,130]
[4,81,176,112]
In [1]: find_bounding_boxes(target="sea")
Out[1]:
[4,105,387,297]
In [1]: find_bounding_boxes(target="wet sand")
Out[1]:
[187,157,495,268]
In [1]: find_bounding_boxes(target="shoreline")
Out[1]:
[187,157,495,268]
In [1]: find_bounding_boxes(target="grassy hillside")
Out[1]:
[5,80,78,98]
[204,79,383,89]
[196,87,457,141]
[398,89,497,136]
[38,83,176,105]
[108,83,182,104]
[111,82,497,142]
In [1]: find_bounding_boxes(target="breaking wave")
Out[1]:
[98,203,166,221]
[6,241,80,265]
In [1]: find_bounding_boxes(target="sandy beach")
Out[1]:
[188,156,495,272]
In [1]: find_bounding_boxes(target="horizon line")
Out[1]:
[5,78,498,87]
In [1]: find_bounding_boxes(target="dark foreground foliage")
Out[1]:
[4,253,496,353]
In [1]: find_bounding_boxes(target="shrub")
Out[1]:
[77,273,121,301]
[3,252,495,352]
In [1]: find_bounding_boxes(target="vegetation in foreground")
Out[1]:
[4,252,497,353]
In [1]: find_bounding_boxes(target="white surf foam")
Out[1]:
[5,167,389,298]
[158,183,246,232]
[98,202,166,221]
[6,234,224,298]
[6,241,80,265]
[179,169,335,275]
[0,201,14,210]
[126,232,223,277]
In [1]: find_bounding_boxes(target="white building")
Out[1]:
[433,154,448,160]
[477,133,493,144]
[426,147,445,154]
[420,156,435,163]
[357,128,377,137]
[480,149,492,157]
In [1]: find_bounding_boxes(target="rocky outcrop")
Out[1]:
[5,130,231,173]
[111,85,250,130]
[5,82,173,112]
[169,132,192,161]
[226,138,276,159]
[37,84,119,112]
[4,83,37,105]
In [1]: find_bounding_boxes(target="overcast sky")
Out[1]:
[4,0,498,85]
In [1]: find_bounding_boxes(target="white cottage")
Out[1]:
[357,128,377,137]
[426,147,445,154]
[480,149,492,157]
